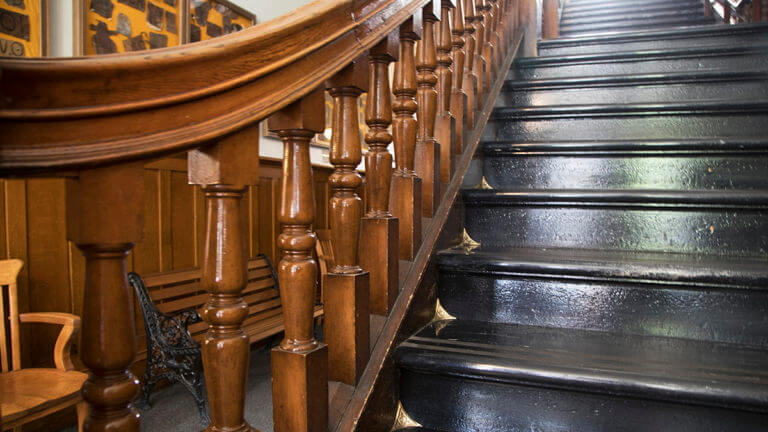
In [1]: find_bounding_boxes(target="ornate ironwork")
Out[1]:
[128,272,210,425]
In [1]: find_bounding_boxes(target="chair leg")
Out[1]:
[76,401,88,432]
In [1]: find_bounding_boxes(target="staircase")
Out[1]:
[392,1,768,430]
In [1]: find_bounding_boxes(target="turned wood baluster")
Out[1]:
[463,0,483,115]
[542,0,559,39]
[391,17,423,261]
[325,59,370,385]
[451,0,471,138]
[268,89,328,432]
[68,163,144,432]
[188,126,260,432]
[361,36,400,316]
[415,1,441,218]
[436,0,460,182]
[520,0,538,56]
[486,0,503,69]
[476,0,496,86]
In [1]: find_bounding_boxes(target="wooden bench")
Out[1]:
[129,254,323,423]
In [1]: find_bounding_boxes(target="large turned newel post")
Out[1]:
[188,126,260,432]
[391,16,423,261]
[361,36,400,316]
[451,0,470,142]
[436,0,459,183]
[414,1,441,218]
[462,0,481,126]
[542,0,559,39]
[268,89,329,432]
[325,59,371,385]
[67,163,144,432]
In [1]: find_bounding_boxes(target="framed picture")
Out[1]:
[77,0,255,56]
[264,93,369,150]
[0,0,49,57]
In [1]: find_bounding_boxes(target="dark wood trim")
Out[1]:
[334,28,525,432]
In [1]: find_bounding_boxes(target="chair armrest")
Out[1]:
[19,312,81,371]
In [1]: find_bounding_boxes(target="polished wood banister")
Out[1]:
[0,0,434,175]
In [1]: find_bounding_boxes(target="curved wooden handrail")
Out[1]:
[0,0,428,174]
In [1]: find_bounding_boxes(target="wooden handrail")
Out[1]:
[0,0,430,174]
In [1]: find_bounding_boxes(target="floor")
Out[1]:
[60,347,275,432]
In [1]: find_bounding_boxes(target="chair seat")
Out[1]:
[0,368,87,425]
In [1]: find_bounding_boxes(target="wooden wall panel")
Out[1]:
[0,155,336,372]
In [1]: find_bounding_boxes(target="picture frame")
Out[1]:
[0,0,49,57]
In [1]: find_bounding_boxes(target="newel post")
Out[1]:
[391,15,424,261]
[415,1,442,218]
[361,35,400,316]
[67,162,144,432]
[436,0,460,182]
[451,0,471,140]
[542,0,560,39]
[268,89,329,432]
[325,59,371,385]
[188,125,260,432]
[462,0,481,124]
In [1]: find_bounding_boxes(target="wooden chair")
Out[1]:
[0,259,87,431]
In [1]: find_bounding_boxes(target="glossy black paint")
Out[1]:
[560,16,715,37]
[397,321,768,432]
[563,2,703,20]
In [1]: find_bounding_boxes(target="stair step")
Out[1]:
[396,320,768,432]
[565,0,697,13]
[462,188,768,256]
[561,9,707,28]
[563,1,703,20]
[499,74,768,107]
[486,101,768,142]
[435,246,768,346]
[512,45,768,80]
[560,16,714,37]
[538,23,768,56]
[481,138,768,190]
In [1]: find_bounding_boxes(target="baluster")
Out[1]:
[520,0,538,56]
[391,16,423,261]
[68,163,143,432]
[436,0,460,182]
[488,0,503,69]
[476,0,496,86]
[451,0,470,144]
[462,0,480,127]
[542,0,559,39]
[325,59,371,385]
[415,1,441,218]
[268,89,328,432]
[466,0,487,106]
[188,126,260,432]
[361,36,400,316]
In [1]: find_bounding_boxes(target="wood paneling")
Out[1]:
[0,154,335,371]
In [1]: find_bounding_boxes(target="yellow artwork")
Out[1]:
[86,0,181,55]
[0,0,44,57]
[189,0,253,42]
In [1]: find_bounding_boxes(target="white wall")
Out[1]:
[231,0,313,22]
[49,0,74,57]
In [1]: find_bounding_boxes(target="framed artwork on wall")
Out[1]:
[0,0,49,57]
[76,0,255,56]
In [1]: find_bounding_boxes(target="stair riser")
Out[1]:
[499,81,768,107]
[561,9,706,27]
[539,33,768,56]
[463,204,768,256]
[511,56,768,80]
[437,271,768,346]
[482,154,768,190]
[563,2,702,19]
[487,114,768,142]
[561,18,714,36]
[400,371,768,432]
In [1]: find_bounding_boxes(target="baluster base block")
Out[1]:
[415,139,441,218]
[271,345,328,432]
[324,271,371,386]
[436,113,457,183]
[360,216,399,316]
[390,175,423,260]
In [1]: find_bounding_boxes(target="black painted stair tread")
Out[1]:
[492,100,768,119]
[561,9,706,27]
[436,246,768,288]
[482,138,768,153]
[565,0,700,13]
[397,320,768,411]
[563,2,704,20]
[560,17,715,37]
